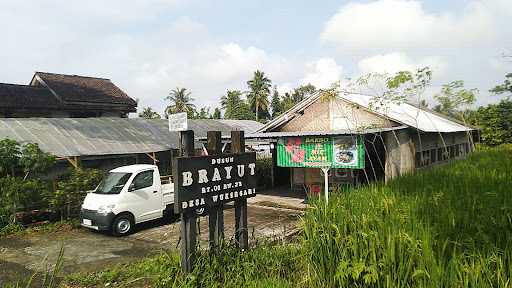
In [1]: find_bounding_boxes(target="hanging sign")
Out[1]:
[173,152,257,213]
[168,112,188,131]
[277,135,365,169]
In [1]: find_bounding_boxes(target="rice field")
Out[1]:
[303,145,512,287]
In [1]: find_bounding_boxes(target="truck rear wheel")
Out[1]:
[112,214,134,236]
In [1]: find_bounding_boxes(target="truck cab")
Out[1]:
[80,164,174,236]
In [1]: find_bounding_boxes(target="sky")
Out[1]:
[0,0,511,116]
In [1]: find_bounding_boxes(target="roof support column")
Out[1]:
[64,156,80,169]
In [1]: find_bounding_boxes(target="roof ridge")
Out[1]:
[0,82,50,89]
[255,92,321,132]
[35,71,111,81]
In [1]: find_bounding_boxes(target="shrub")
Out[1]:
[0,176,50,228]
[48,168,103,220]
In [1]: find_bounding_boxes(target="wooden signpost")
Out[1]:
[173,130,256,272]
[233,130,249,249]
[178,130,196,273]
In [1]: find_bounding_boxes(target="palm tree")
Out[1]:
[138,107,161,119]
[164,87,196,116]
[247,70,271,121]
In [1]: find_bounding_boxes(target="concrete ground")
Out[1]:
[249,185,308,211]
[0,203,302,285]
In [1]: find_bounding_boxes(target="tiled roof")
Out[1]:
[34,72,137,106]
[0,83,60,109]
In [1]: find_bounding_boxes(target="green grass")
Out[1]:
[303,145,512,287]
[63,145,512,287]
[64,244,305,288]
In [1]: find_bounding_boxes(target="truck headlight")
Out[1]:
[97,204,115,215]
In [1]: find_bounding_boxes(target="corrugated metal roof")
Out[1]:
[247,126,408,139]
[197,126,407,141]
[257,92,473,133]
[0,118,263,157]
[217,120,265,133]
[340,93,472,133]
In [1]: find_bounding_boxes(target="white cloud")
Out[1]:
[198,43,294,85]
[358,52,444,75]
[321,0,501,53]
[300,58,344,89]
[276,82,294,95]
[321,0,512,105]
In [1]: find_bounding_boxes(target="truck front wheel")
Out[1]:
[112,214,134,236]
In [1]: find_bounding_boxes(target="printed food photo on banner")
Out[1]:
[333,136,358,166]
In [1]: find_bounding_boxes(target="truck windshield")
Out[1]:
[95,172,132,194]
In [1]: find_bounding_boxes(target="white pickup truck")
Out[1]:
[80,164,174,236]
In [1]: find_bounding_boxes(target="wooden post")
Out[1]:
[207,131,224,250]
[179,130,196,273]
[232,130,249,250]
[271,142,277,188]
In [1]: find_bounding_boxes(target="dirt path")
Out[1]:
[0,205,301,285]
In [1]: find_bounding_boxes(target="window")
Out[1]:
[430,149,437,163]
[416,150,434,168]
[132,170,154,190]
[449,146,455,158]
[437,148,443,161]
[416,152,422,167]
[95,172,132,194]
[422,150,431,166]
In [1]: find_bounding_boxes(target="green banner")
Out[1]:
[277,135,365,169]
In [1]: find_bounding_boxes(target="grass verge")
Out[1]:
[64,244,305,288]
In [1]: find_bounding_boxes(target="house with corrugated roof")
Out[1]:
[0,118,263,175]
[247,91,475,194]
[0,72,137,118]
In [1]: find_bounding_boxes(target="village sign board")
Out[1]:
[173,152,257,213]
[277,135,365,169]
[168,112,188,132]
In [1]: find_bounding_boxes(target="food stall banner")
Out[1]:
[277,135,365,169]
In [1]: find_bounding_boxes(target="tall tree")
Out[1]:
[433,80,477,119]
[466,99,512,146]
[247,70,271,121]
[270,86,282,119]
[279,84,318,113]
[212,107,221,119]
[220,90,254,120]
[281,92,295,112]
[193,107,210,119]
[138,107,161,119]
[292,83,317,103]
[490,73,512,97]
[221,90,243,119]
[164,87,196,118]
